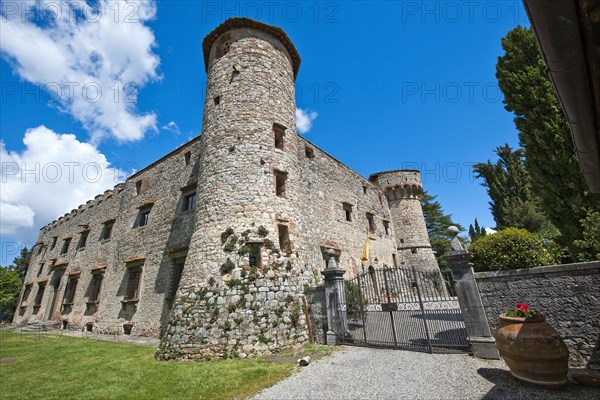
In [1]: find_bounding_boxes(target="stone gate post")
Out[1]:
[321,250,347,345]
[446,250,499,359]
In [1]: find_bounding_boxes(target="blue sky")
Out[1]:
[0,1,530,264]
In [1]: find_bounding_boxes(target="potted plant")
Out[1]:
[495,302,569,389]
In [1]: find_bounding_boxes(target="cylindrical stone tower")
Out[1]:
[369,170,439,271]
[158,18,310,361]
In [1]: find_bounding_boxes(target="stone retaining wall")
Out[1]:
[475,261,600,368]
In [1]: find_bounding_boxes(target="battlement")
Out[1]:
[369,170,424,200]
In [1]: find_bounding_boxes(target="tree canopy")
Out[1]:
[421,192,463,268]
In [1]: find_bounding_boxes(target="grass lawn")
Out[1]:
[0,330,330,400]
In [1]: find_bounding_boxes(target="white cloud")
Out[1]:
[485,227,497,235]
[296,108,318,134]
[0,1,160,142]
[162,121,180,135]
[1,126,125,242]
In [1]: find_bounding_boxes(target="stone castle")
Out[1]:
[14,18,438,360]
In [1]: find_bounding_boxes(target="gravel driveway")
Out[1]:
[253,346,598,400]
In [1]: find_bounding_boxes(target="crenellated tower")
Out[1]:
[369,170,439,271]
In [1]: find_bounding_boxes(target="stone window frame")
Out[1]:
[62,275,79,306]
[366,213,376,233]
[77,230,90,250]
[273,123,286,150]
[134,204,153,228]
[100,219,115,242]
[123,262,143,303]
[278,224,292,254]
[342,202,353,222]
[87,270,104,304]
[49,236,57,250]
[383,220,390,235]
[274,170,288,198]
[36,263,44,277]
[247,242,263,268]
[20,283,33,308]
[181,191,197,213]
[184,151,192,166]
[59,237,72,255]
[33,282,46,308]
[166,257,185,301]
[135,180,143,196]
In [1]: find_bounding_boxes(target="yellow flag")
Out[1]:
[361,232,370,262]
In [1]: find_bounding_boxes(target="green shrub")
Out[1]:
[344,281,367,321]
[219,259,235,275]
[573,211,600,262]
[469,227,553,271]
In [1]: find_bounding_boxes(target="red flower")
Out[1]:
[516,303,529,312]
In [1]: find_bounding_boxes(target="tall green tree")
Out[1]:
[495,26,600,247]
[421,192,463,267]
[474,144,551,232]
[0,247,31,321]
[468,218,487,242]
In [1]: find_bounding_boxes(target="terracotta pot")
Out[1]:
[495,314,569,389]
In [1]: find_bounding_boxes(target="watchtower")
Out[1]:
[370,170,439,271]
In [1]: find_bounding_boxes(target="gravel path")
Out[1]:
[253,346,599,400]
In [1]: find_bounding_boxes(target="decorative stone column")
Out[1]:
[321,249,347,345]
[445,227,499,359]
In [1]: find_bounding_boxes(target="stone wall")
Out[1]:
[475,262,600,368]
[14,137,202,336]
[305,285,327,344]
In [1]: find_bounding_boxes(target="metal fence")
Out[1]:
[336,266,468,353]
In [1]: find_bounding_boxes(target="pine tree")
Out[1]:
[468,218,487,242]
[421,192,463,267]
[495,26,600,247]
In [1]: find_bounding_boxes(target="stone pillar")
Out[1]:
[446,250,499,359]
[321,250,347,345]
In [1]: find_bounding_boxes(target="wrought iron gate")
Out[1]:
[335,266,468,353]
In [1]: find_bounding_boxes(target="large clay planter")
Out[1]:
[495,314,569,388]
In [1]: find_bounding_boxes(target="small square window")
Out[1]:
[343,203,353,222]
[274,170,287,197]
[77,231,89,249]
[60,238,71,255]
[366,213,375,233]
[100,221,114,241]
[274,124,285,150]
[182,192,196,212]
[135,207,152,228]
[213,96,220,105]
[305,146,315,159]
[411,248,418,254]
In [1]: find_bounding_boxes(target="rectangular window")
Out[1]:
[34,283,46,307]
[135,180,142,195]
[60,238,71,255]
[182,192,196,211]
[363,185,368,194]
[167,259,185,300]
[124,267,142,301]
[274,170,287,197]
[88,272,104,303]
[100,220,114,241]
[248,243,262,268]
[22,284,33,302]
[305,145,315,159]
[392,254,397,267]
[184,151,192,166]
[274,124,285,150]
[366,213,376,233]
[134,205,153,228]
[383,220,390,235]
[50,236,57,250]
[278,224,291,254]
[77,231,89,249]
[37,263,44,277]
[343,203,353,222]
[63,276,78,305]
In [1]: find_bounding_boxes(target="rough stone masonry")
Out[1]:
[14,18,440,360]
